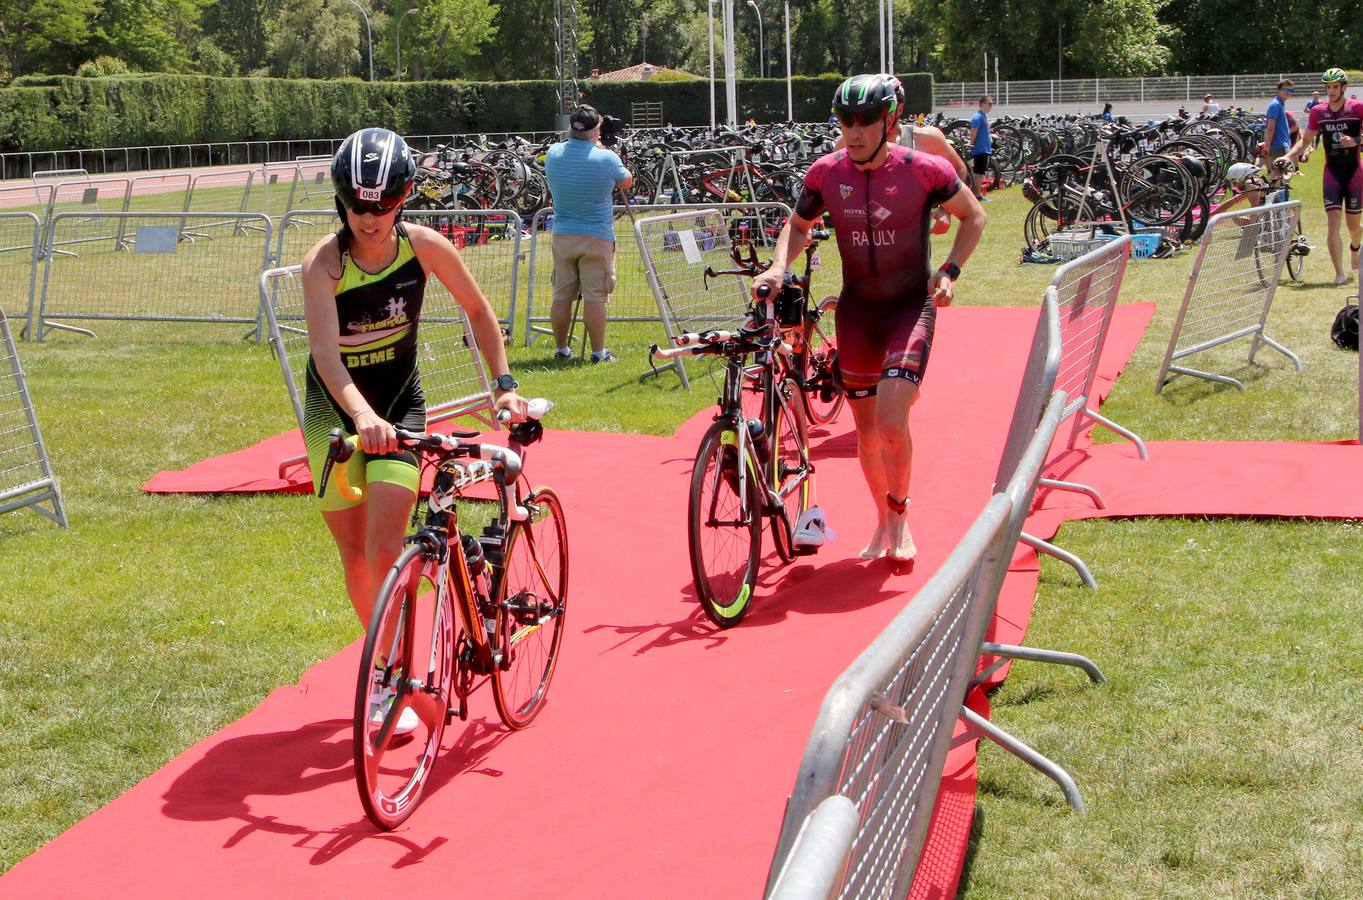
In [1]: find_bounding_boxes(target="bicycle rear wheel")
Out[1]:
[802,296,845,425]
[354,543,454,830]
[769,379,812,563]
[688,422,762,627]
[492,487,569,729]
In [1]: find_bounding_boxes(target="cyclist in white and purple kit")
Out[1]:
[752,75,987,562]
[1280,68,1363,284]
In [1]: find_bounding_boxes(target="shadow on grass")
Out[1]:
[954,802,986,899]
[1156,361,1274,404]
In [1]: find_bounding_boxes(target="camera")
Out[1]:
[599,114,626,146]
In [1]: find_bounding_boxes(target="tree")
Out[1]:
[266,0,384,78]
[928,0,1168,81]
[409,0,495,79]
[203,0,282,73]
[0,0,100,76]
[93,0,211,73]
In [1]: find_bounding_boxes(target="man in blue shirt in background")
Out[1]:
[1263,79,1295,163]
[968,95,993,201]
[544,105,633,363]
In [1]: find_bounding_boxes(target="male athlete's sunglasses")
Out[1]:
[345,195,405,217]
[836,108,888,128]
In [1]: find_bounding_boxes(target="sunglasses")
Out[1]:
[345,194,405,217]
[836,108,888,128]
[1284,87,1296,93]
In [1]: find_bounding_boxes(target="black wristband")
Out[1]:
[939,262,961,280]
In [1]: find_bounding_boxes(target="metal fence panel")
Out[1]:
[43,177,132,256]
[1157,200,1303,392]
[523,202,794,349]
[123,172,193,215]
[767,796,859,900]
[0,213,41,329]
[0,182,55,223]
[0,306,66,527]
[35,212,273,339]
[993,290,1061,492]
[1048,236,1143,454]
[260,263,495,435]
[936,72,1320,109]
[273,208,524,332]
[184,169,260,237]
[767,494,1014,899]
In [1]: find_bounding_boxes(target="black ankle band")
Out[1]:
[886,493,909,514]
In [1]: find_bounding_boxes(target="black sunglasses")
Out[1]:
[345,195,404,216]
[836,108,888,128]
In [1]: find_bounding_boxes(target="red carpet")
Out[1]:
[4,302,1235,899]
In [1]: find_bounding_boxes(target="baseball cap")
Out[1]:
[569,105,602,134]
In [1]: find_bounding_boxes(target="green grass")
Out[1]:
[1,167,1361,892]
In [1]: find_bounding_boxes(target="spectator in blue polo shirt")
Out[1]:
[1263,79,1295,162]
[544,105,633,363]
[968,95,993,201]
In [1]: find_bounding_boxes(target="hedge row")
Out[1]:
[0,73,933,153]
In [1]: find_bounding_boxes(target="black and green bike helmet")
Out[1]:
[1321,67,1348,85]
[831,74,900,124]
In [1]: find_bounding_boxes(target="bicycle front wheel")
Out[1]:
[1287,223,1308,282]
[492,487,569,730]
[688,422,762,627]
[354,543,454,830]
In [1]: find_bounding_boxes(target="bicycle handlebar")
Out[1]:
[318,398,552,501]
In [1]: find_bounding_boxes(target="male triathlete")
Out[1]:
[752,74,987,561]
[1279,68,1363,284]
[834,76,968,234]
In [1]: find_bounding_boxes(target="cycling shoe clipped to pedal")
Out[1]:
[793,506,835,553]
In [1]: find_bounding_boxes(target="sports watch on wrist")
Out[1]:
[939,261,961,280]
[493,373,519,393]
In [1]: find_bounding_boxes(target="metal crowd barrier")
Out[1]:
[272,208,525,332]
[1023,236,1142,588]
[976,292,1106,808]
[766,493,1016,898]
[769,383,1106,898]
[259,263,499,476]
[33,212,273,340]
[0,306,66,528]
[0,214,42,331]
[522,201,791,353]
[1157,199,1303,392]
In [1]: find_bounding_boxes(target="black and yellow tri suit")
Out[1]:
[305,224,428,509]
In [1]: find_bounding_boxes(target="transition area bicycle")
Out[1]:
[650,240,836,627]
[317,400,568,829]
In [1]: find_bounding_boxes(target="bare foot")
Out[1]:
[1334,271,1352,285]
[886,514,917,561]
[860,521,889,559]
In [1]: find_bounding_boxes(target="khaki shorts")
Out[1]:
[552,233,616,305]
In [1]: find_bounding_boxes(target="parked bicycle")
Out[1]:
[1221,160,1310,282]
[317,401,568,829]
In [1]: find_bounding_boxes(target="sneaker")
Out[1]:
[978,195,993,203]
[793,506,836,548]
[369,687,420,736]
[590,349,617,364]
[554,347,573,360]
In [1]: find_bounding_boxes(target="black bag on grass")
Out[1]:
[1331,297,1358,351]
